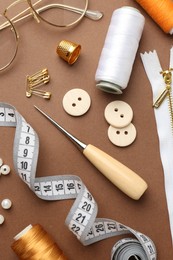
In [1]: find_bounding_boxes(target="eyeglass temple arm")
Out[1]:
[0,3,103,30]
[42,4,103,20]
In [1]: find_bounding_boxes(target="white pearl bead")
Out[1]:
[0,158,3,167]
[0,214,4,225]
[1,199,12,209]
[0,165,10,175]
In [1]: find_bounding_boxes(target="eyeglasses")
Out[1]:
[0,0,103,72]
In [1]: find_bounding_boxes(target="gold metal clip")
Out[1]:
[153,69,173,108]
[153,68,173,132]
[153,88,169,108]
[161,69,173,85]
[26,68,51,100]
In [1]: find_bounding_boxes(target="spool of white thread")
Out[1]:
[95,7,145,94]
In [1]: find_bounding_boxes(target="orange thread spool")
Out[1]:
[11,224,68,260]
[135,0,173,33]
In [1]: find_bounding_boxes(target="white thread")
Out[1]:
[95,7,145,94]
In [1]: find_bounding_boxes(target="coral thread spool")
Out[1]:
[135,0,173,34]
[11,224,68,260]
[95,7,145,94]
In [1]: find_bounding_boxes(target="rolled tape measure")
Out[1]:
[0,103,157,260]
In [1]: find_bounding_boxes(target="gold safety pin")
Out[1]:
[0,1,103,31]
[27,89,51,99]
[26,68,51,100]
[27,68,50,88]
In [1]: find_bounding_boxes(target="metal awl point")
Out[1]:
[34,106,87,151]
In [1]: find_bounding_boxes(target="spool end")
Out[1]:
[96,81,123,94]
[14,224,33,241]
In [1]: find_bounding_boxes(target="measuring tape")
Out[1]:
[0,103,157,260]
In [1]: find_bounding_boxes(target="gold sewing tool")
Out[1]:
[56,40,81,65]
[26,68,51,99]
[153,68,173,131]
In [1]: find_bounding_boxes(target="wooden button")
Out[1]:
[62,88,91,116]
[108,123,137,147]
[104,101,133,128]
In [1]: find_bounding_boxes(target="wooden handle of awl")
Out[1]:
[83,144,148,200]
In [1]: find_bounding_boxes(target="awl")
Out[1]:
[34,106,148,200]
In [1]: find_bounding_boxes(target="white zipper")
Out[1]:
[141,48,173,244]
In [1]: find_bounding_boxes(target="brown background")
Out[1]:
[0,0,173,259]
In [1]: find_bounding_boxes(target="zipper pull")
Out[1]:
[153,69,173,108]
[153,87,169,108]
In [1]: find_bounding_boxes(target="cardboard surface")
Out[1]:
[0,0,173,259]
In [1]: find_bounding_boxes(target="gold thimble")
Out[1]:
[56,40,81,65]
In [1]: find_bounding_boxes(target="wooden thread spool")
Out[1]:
[11,224,68,260]
[135,0,173,34]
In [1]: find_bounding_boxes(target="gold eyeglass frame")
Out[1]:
[0,13,19,72]
[28,0,89,28]
[0,0,103,72]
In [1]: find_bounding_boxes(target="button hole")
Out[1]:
[78,97,82,101]
[72,103,76,107]
[124,131,128,135]
[114,108,118,112]
[116,131,120,135]
[120,114,124,118]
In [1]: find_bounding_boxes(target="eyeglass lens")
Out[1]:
[30,0,87,27]
[0,0,32,71]
[0,15,17,71]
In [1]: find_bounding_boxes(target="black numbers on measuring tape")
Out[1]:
[26,125,30,133]
[86,192,93,201]
[23,149,28,157]
[119,224,126,230]
[82,201,92,212]
[71,224,80,234]
[55,183,64,191]
[35,185,41,192]
[87,229,93,236]
[0,112,4,117]
[139,234,148,242]
[8,113,14,117]
[25,136,30,145]
[20,173,27,181]
[107,223,116,230]
[76,213,86,224]
[95,224,104,233]
[77,182,82,190]
[147,244,155,254]
[67,183,75,190]
[21,161,28,170]
[43,185,52,192]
